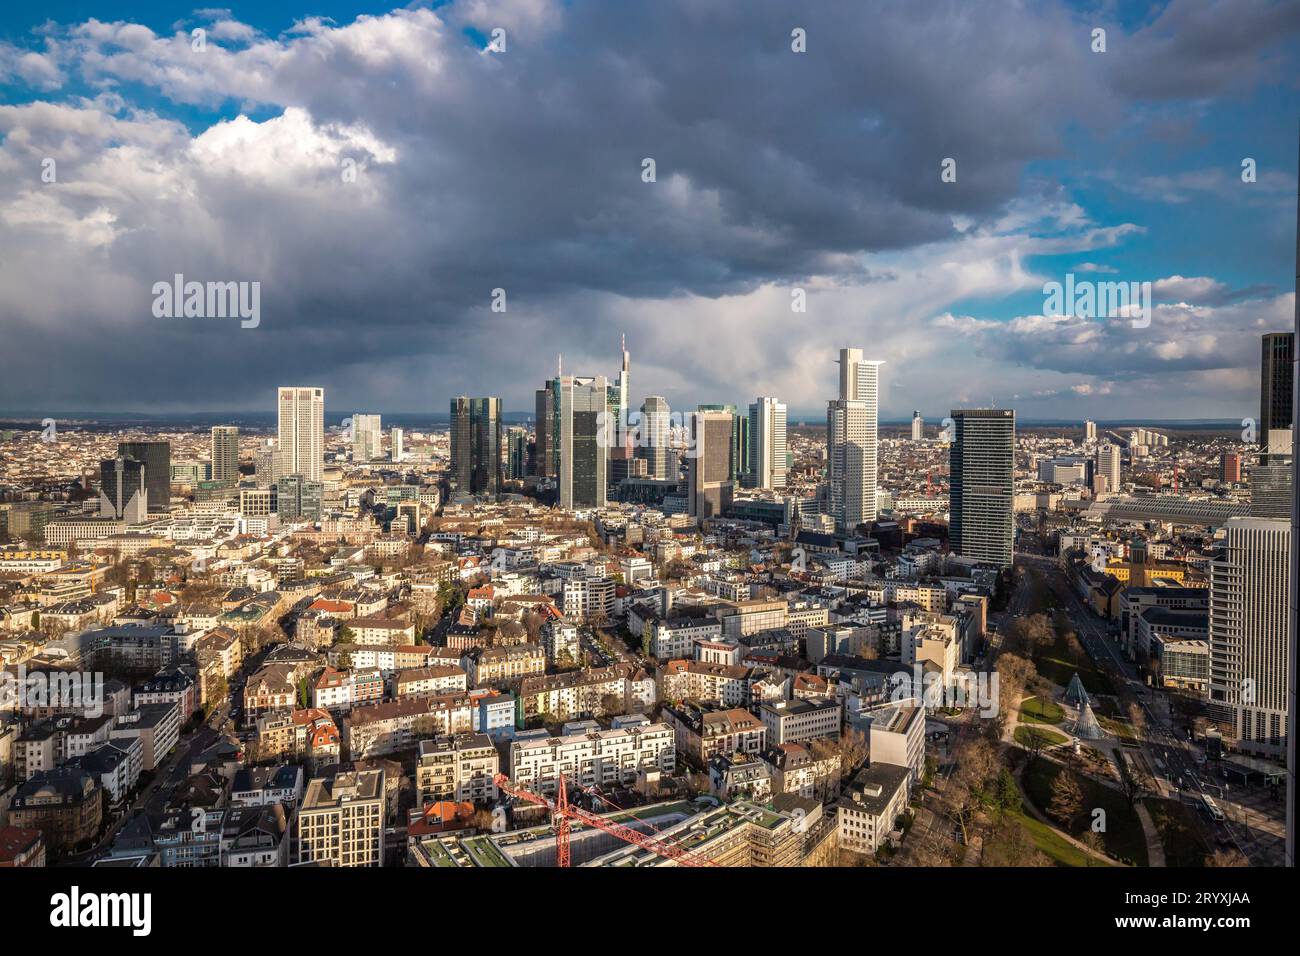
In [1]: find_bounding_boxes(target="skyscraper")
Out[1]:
[1261,332,1294,455]
[639,396,673,480]
[99,456,148,523]
[1084,420,1097,442]
[450,397,503,496]
[211,426,239,485]
[391,427,404,463]
[949,408,1015,569]
[826,349,881,530]
[352,414,382,462]
[507,426,528,479]
[254,439,278,488]
[827,400,872,531]
[534,384,555,478]
[277,387,324,482]
[554,375,608,510]
[1096,443,1121,495]
[1210,517,1291,758]
[911,411,924,441]
[749,397,787,490]
[118,441,171,513]
[688,411,735,520]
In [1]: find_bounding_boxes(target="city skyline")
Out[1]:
[0,1,1297,419]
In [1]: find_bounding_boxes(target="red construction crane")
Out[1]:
[492,773,716,867]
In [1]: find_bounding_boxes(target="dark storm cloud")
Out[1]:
[0,0,1295,414]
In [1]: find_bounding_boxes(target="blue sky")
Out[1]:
[1,0,1297,420]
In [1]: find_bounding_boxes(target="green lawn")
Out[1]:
[1016,725,1069,749]
[1022,759,1148,866]
[1008,809,1114,867]
[1020,697,1065,725]
[1143,798,1210,867]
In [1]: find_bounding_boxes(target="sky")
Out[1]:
[0,0,1297,422]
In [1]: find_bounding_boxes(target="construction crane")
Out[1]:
[492,773,715,867]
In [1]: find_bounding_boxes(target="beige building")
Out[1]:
[296,769,385,867]
[416,734,500,805]
[509,721,675,795]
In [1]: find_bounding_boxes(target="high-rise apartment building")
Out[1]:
[949,408,1015,569]
[689,411,735,520]
[826,349,881,530]
[277,387,324,482]
[450,397,503,496]
[639,395,673,480]
[118,441,171,514]
[911,411,924,441]
[1261,332,1294,456]
[1209,517,1291,758]
[1084,420,1097,442]
[554,376,608,510]
[390,427,404,463]
[211,426,239,485]
[351,414,382,462]
[749,396,787,490]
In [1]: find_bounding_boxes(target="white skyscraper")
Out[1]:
[911,411,923,441]
[1084,420,1097,442]
[391,427,404,463]
[827,349,882,531]
[748,396,787,490]
[1209,517,1291,758]
[211,425,239,484]
[277,387,324,481]
[352,414,382,462]
[1096,443,1121,494]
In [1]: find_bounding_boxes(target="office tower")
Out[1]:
[276,474,324,521]
[1209,517,1291,758]
[277,387,325,482]
[507,426,528,479]
[1261,332,1294,457]
[911,411,924,441]
[1095,443,1121,495]
[827,349,882,529]
[827,400,873,531]
[554,375,608,510]
[352,414,382,462]
[254,439,278,489]
[99,456,148,523]
[450,397,503,496]
[391,427,404,463]
[698,403,747,484]
[1221,451,1242,483]
[749,397,788,490]
[949,408,1015,569]
[117,441,170,514]
[639,396,673,480]
[1084,420,1097,442]
[688,411,735,520]
[211,426,239,485]
[534,384,554,478]
[1253,429,1293,519]
[733,411,750,483]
